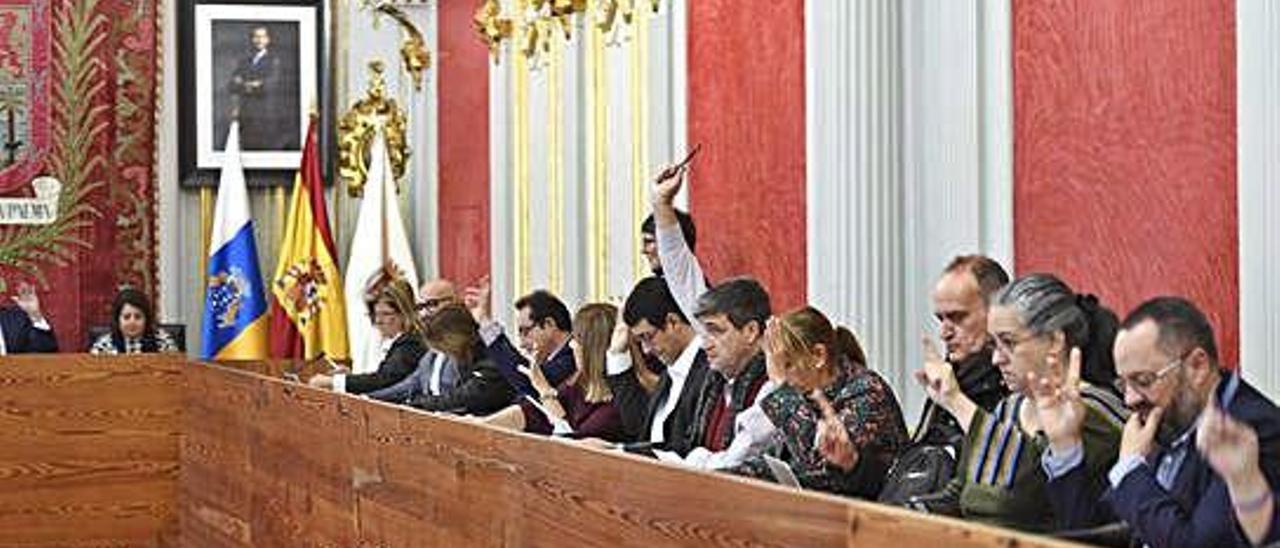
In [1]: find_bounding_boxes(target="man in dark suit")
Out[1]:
[464,281,575,400]
[1039,297,1280,547]
[0,282,58,354]
[228,25,281,150]
[605,276,709,453]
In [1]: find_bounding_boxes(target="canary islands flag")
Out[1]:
[201,121,269,359]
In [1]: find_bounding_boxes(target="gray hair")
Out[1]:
[992,273,1119,389]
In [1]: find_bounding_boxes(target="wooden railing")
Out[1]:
[0,356,1079,547]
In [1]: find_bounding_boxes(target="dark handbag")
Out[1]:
[877,404,959,505]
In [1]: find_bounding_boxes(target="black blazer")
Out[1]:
[409,342,514,416]
[344,334,427,395]
[0,306,58,354]
[607,346,710,452]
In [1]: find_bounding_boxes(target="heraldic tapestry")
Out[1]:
[0,0,160,349]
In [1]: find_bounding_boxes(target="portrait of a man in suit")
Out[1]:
[228,26,280,150]
[210,20,301,153]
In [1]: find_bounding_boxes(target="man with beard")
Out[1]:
[1041,296,1280,547]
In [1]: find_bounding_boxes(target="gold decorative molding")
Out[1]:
[474,0,514,63]
[368,1,432,92]
[337,61,410,198]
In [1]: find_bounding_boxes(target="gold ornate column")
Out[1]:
[513,0,531,297]
[589,0,609,300]
[629,0,649,280]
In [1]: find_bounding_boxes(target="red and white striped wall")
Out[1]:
[431,0,1280,409]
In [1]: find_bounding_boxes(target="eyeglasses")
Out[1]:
[415,297,447,312]
[1113,350,1192,395]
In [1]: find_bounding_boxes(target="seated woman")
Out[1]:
[483,303,625,442]
[914,273,1127,532]
[90,287,178,354]
[404,304,514,416]
[309,279,425,395]
[730,306,909,499]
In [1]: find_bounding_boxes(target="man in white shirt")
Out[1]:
[604,277,709,453]
[0,283,58,355]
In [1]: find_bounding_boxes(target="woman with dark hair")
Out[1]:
[406,304,513,415]
[483,303,625,441]
[90,288,178,354]
[914,273,1127,532]
[731,306,909,499]
[309,278,426,395]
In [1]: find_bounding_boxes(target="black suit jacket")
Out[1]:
[0,306,58,354]
[344,334,427,395]
[409,342,515,416]
[607,346,710,451]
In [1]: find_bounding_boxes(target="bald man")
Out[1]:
[417,278,460,321]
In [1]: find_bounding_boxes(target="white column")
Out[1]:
[807,0,1013,423]
[1237,0,1280,400]
[806,0,908,406]
[489,23,515,326]
[404,2,440,280]
[489,6,686,311]
[158,0,181,323]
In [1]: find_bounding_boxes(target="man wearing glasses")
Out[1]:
[1043,297,1280,547]
[417,278,460,321]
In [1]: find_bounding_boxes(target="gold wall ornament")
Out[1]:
[337,61,410,198]
[474,0,514,63]
[368,1,433,92]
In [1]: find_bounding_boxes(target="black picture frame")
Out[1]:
[178,0,332,187]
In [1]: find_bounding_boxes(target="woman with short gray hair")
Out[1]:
[912,273,1127,533]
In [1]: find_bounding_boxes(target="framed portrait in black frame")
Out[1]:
[179,0,329,186]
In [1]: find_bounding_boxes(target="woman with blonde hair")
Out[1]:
[731,306,909,498]
[484,303,625,441]
[309,278,426,395]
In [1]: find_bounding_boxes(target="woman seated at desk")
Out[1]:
[90,287,178,355]
[309,278,425,395]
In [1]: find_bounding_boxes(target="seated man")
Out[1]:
[0,282,58,354]
[679,278,772,457]
[647,153,773,461]
[465,280,575,399]
[417,278,461,320]
[881,256,1010,504]
[606,276,710,452]
[1043,296,1280,546]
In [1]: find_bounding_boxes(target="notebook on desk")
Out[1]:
[763,455,801,489]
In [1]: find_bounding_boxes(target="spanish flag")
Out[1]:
[268,118,349,360]
[201,122,269,359]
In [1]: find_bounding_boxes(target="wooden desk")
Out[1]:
[0,354,184,547]
[0,355,1080,547]
[181,361,1078,548]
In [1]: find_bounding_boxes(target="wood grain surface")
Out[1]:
[181,361,1079,548]
[0,354,183,547]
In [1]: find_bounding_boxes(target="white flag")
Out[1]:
[344,126,420,374]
